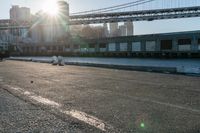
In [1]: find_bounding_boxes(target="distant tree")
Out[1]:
[80,25,105,39]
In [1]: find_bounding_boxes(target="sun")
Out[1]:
[42,0,59,16]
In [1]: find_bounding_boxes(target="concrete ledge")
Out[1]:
[9,57,32,62]
[64,62,177,74]
[32,59,53,63]
[8,57,200,76]
[8,57,177,74]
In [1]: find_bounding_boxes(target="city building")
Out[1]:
[103,23,109,37]
[18,30,200,58]
[30,0,70,44]
[57,0,69,20]
[57,0,70,34]
[0,31,9,51]
[124,22,134,36]
[10,5,31,22]
[108,22,134,37]
[0,20,12,51]
[9,5,31,47]
[30,24,44,43]
[119,25,127,36]
[109,22,119,37]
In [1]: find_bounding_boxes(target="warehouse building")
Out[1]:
[18,30,200,57]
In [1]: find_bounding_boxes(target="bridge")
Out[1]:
[69,6,200,25]
[0,0,200,29]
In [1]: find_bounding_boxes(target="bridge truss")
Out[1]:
[70,6,200,25]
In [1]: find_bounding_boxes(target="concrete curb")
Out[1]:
[8,57,179,74]
[9,58,32,62]
[7,57,200,76]
[64,62,177,74]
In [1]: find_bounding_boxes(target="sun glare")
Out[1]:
[42,0,59,16]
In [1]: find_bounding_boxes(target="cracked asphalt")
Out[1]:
[0,60,200,133]
[0,88,97,133]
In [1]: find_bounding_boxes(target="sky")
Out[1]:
[1,0,200,35]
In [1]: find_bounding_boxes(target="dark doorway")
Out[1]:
[161,40,172,50]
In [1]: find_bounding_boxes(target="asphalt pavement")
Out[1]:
[0,88,98,133]
[0,60,200,133]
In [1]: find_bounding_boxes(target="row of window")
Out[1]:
[19,38,200,53]
[97,40,199,52]
[22,41,200,53]
[0,43,9,50]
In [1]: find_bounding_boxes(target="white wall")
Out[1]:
[178,45,191,51]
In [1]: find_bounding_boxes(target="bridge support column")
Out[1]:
[127,41,132,57]
[141,40,146,52]
[156,39,161,52]
[116,42,120,52]
[106,43,109,52]
[127,41,132,52]
[191,35,198,52]
[140,40,146,57]
[172,38,178,52]
[95,43,100,53]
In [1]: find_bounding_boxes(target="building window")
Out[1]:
[108,43,116,52]
[89,44,95,48]
[119,43,128,52]
[65,45,70,49]
[58,46,63,51]
[36,46,40,52]
[100,44,106,48]
[73,44,79,49]
[178,39,191,51]
[53,46,57,51]
[178,39,191,45]
[198,39,200,50]
[47,46,51,50]
[132,42,141,52]
[197,39,200,44]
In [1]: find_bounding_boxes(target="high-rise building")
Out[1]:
[9,5,31,44]
[103,23,109,37]
[31,12,55,43]
[125,22,134,36]
[109,22,119,37]
[10,6,19,21]
[31,1,70,44]
[30,25,43,43]
[0,21,10,51]
[56,0,70,36]
[58,0,69,19]
[119,25,127,36]
[10,5,31,22]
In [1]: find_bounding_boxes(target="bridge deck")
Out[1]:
[0,6,200,29]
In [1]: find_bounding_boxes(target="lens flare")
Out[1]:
[42,0,59,16]
[140,123,145,128]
